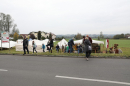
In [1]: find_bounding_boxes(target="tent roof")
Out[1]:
[74,39,104,44]
[0,40,17,48]
[58,39,68,46]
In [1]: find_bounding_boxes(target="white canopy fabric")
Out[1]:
[74,39,104,44]
[15,39,49,52]
[0,40,17,48]
[57,39,68,48]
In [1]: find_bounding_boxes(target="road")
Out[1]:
[0,55,130,86]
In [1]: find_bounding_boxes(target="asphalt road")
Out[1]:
[0,55,130,86]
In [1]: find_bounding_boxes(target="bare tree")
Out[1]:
[11,24,19,35]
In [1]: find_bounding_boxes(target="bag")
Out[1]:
[88,45,92,50]
[47,46,50,50]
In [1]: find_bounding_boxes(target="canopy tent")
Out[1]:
[15,39,49,52]
[0,40,17,48]
[16,39,23,44]
[57,39,68,48]
[74,39,104,44]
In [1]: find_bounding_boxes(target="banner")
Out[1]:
[106,39,109,48]
[1,31,9,43]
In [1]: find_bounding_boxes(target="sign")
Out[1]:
[106,39,109,48]
[1,31,9,43]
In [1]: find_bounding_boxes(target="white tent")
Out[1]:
[57,39,68,48]
[74,39,104,44]
[15,39,49,52]
[0,40,17,48]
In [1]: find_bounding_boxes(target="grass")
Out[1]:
[0,39,130,58]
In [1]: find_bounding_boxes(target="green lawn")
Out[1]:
[0,39,130,58]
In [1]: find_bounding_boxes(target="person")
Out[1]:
[66,45,69,53]
[87,35,92,44]
[23,37,29,55]
[68,38,74,53]
[84,36,91,61]
[64,45,67,53]
[56,44,60,53]
[42,43,45,52]
[46,38,54,53]
[87,35,92,56]
[62,45,64,52]
[32,41,37,53]
[77,43,81,54]
[82,36,85,53]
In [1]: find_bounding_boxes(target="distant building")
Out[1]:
[29,31,56,40]
[20,34,29,38]
[125,35,130,39]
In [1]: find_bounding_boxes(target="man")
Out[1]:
[23,37,29,55]
[68,38,74,53]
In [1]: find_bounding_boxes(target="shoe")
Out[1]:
[23,53,26,55]
[86,58,89,61]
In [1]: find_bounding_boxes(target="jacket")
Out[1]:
[23,38,28,47]
[84,39,91,52]
[42,45,45,49]
[68,39,74,45]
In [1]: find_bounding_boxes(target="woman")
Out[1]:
[32,41,37,53]
[84,37,91,61]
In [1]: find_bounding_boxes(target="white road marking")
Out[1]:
[55,75,130,85]
[0,69,8,71]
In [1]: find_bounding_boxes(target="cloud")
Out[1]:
[0,0,130,35]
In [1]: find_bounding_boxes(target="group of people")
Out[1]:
[23,35,92,61]
[22,37,51,55]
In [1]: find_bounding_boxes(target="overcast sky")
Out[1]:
[0,0,130,35]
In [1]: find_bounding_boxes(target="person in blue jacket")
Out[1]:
[42,43,45,52]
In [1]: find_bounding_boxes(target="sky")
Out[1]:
[0,0,130,35]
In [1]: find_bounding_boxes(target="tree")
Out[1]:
[98,36,100,40]
[49,33,52,39]
[11,24,19,35]
[74,33,82,40]
[0,13,19,37]
[41,36,45,40]
[13,32,19,41]
[113,33,125,39]
[100,31,104,39]
[30,34,35,39]
[37,31,41,40]
[18,35,23,39]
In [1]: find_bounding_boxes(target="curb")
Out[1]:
[0,54,129,59]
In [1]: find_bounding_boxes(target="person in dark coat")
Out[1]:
[84,37,91,61]
[87,35,92,56]
[46,38,54,53]
[68,38,74,53]
[23,37,29,55]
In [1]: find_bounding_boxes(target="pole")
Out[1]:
[9,32,10,51]
[1,32,2,51]
[1,36,2,51]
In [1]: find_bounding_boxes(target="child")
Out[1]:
[32,41,37,53]
[56,44,60,53]
[42,44,45,52]
[77,43,81,54]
